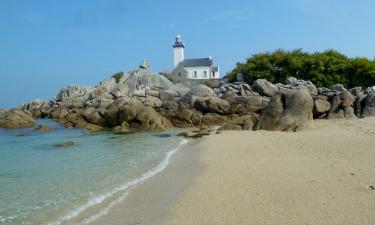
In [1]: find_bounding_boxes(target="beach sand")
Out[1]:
[93,118,375,225]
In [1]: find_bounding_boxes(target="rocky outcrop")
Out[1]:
[54,141,75,148]
[50,85,93,106]
[327,90,357,119]
[362,92,375,117]
[4,66,374,135]
[105,97,172,132]
[256,89,314,131]
[0,109,36,128]
[313,96,331,118]
[221,115,258,131]
[193,97,230,114]
[34,124,53,132]
[225,96,270,114]
[277,77,318,96]
[252,79,279,97]
[216,83,257,98]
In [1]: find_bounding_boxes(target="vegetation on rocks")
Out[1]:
[227,49,375,88]
[112,71,125,83]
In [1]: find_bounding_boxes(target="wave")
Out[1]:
[47,138,189,225]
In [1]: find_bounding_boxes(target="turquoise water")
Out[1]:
[0,120,186,225]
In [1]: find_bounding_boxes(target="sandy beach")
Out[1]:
[93,117,375,225]
[165,118,375,225]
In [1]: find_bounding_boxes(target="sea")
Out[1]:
[0,119,187,225]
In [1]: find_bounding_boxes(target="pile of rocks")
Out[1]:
[2,67,375,135]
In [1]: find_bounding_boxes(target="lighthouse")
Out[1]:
[171,34,220,80]
[173,35,185,68]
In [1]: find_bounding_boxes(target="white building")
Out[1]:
[172,35,219,80]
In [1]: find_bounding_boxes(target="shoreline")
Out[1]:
[86,138,204,225]
[54,117,375,225]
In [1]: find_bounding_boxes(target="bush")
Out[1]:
[112,71,124,83]
[227,49,375,88]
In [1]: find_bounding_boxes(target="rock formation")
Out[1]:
[0,109,36,128]
[4,67,375,135]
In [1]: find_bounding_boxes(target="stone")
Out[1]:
[189,84,215,97]
[362,92,375,117]
[124,69,173,94]
[105,96,172,131]
[349,87,364,97]
[285,77,318,96]
[137,96,163,108]
[168,83,191,97]
[193,97,230,114]
[0,110,36,129]
[178,127,216,139]
[252,79,279,97]
[327,91,357,119]
[84,123,104,131]
[331,84,347,92]
[51,85,93,105]
[159,90,177,101]
[221,115,257,131]
[225,96,270,114]
[34,124,53,132]
[53,141,75,148]
[82,107,107,126]
[255,89,314,131]
[313,98,331,117]
[202,113,226,126]
[22,99,49,118]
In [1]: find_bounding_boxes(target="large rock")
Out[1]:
[313,97,331,117]
[168,83,191,97]
[202,113,226,126]
[193,97,230,114]
[283,77,318,96]
[189,84,215,97]
[362,92,375,117]
[122,69,173,94]
[252,79,279,97]
[217,83,257,98]
[82,107,107,126]
[256,89,314,131]
[327,91,357,119]
[51,85,93,105]
[0,109,36,128]
[331,84,347,92]
[225,96,270,114]
[34,124,53,132]
[21,99,50,118]
[181,84,216,106]
[105,97,172,131]
[221,115,258,131]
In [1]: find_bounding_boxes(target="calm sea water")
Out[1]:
[0,120,186,225]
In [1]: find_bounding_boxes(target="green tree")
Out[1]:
[227,49,375,88]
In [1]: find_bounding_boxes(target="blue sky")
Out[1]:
[1,0,375,108]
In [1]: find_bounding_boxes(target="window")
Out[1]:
[203,71,207,78]
[178,72,182,77]
[193,71,197,78]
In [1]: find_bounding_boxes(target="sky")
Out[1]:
[1,0,375,108]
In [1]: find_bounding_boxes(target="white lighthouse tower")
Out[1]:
[173,35,185,68]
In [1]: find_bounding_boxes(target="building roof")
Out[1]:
[180,58,213,67]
